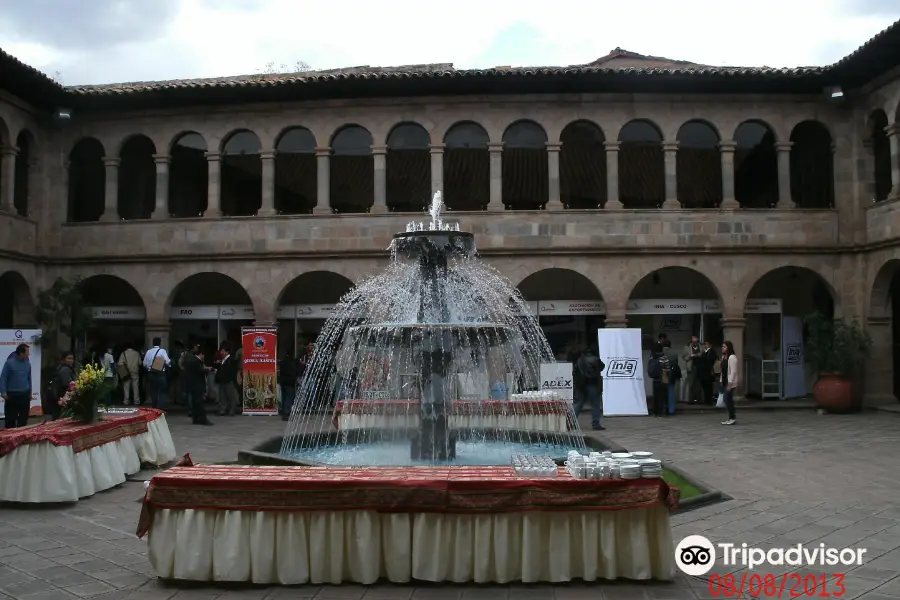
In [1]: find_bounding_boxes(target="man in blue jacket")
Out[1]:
[1,344,33,429]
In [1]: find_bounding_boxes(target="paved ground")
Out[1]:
[1,408,900,599]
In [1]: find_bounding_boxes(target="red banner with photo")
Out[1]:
[241,327,278,416]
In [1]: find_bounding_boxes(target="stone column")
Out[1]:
[603,309,628,329]
[101,156,120,222]
[259,150,276,216]
[863,317,894,406]
[152,154,170,219]
[487,142,503,211]
[887,124,900,199]
[719,140,739,208]
[314,147,331,214]
[662,141,679,209]
[62,160,71,221]
[545,142,563,210]
[205,152,221,217]
[720,317,746,400]
[0,146,17,213]
[430,144,444,196]
[371,145,388,213]
[604,142,622,209]
[775,141,793,208]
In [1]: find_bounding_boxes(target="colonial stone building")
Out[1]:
[1,24,900,403]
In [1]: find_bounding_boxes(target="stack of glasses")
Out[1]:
[511,455,559,477]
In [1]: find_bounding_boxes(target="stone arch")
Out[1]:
[13,129,36,217]
[734,119,778,208]
[386,121,431,212]
[221,129,262,216]
[80,274,148,308]
[618,119,664,209]
[502,119,548,209]
[443,121,489,211]
[79,274,148,354]
[0,270,35,328]
[118,134,157,220]
[276,271,357,353]
[169,131,208,217]
[869,258,900,319]
[790,120,834,208]
[67,137,106,222]
[867,110,892,202]
[274,126,317,215]
[742,266,838,318]
[165,272,254,316]
[330,124,374,214]
[0,116,10,147]
[676,119,722,208]
[559,120,606,209]
[517,268,603,302]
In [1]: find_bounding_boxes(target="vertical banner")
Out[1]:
[539,362,574,402]
[782,316,806,398]
[241,327,278,416]
[597,328,648,416]
[0,329,43,418]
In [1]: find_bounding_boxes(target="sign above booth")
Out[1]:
[744,298,782,314]
[538,301,605,316]
[170,306,255,320]
[90,306,146,321]
[626,299,702,315]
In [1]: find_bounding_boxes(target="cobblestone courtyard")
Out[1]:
[1,409,900,599]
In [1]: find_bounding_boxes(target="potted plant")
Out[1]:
[58,363,109,423]
[803,311,872,413]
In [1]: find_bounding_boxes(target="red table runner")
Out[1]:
[0,408,163,458]
[138,456,678,538]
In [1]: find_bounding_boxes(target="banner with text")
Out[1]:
[241,327,278,416]
[0,329,43,418]
[539,362,574,402]
[597,328,648,416]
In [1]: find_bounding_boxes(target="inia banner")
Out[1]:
[240,327,278,416]
[597,328,648,416]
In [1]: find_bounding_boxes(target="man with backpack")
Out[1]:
[573,346,605,431]
[647,342,671,417]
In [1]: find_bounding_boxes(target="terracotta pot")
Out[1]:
[812,373,858,413]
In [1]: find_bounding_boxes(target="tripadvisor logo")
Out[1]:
[675,535,867,576]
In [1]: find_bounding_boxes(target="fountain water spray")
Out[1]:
[281,190,586,465]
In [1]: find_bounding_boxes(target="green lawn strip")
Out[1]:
[662,468,702,499]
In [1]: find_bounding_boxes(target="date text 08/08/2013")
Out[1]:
[709,573,846,598]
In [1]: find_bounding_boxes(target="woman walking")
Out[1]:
[720,340,739,425]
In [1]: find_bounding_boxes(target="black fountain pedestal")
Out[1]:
[393,230,474,462]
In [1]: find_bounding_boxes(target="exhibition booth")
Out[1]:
[85,306,147,355]
[169,305,255,357]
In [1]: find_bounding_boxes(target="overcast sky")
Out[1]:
[0,0,897,86]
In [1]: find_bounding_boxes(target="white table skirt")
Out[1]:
[338,414,568,433]
[148,505,674,584]
[0,415,177,503]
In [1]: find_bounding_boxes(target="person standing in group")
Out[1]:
[0,343,33,428]
[183,344,213,426]
[697,339,717,405]
[47,352,77,420]
[720,340,739,425]
[681,335,702,404]
[143,337,171,410]
[279,350,299,421]
[647,342,670,418]
[573,346,605,431]
[117,343,141,405]
[662,339,680,415]
[215,342,240,416]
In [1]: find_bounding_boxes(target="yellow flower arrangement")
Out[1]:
[60,362,110,422]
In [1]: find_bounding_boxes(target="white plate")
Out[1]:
[611,452,632,459]
[632,451,653,458]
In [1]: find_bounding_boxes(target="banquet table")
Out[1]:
[140,460,678,584]
[0,408,177,503]
[334,399,572,433]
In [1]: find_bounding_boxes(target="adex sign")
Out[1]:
[539,363,574,401]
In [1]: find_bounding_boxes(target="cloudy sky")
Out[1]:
[0,0,896,86]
